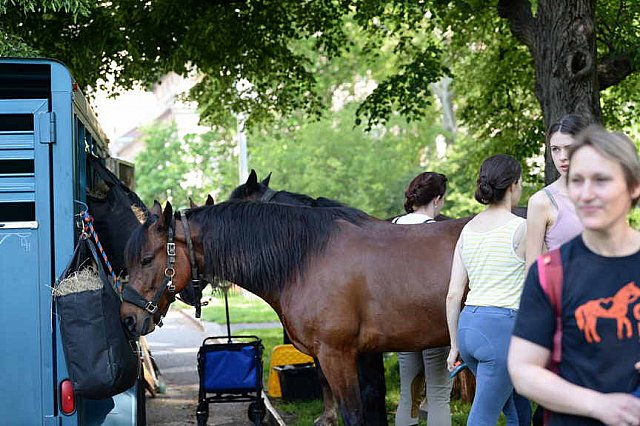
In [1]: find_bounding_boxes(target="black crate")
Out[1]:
[274,363,321,401]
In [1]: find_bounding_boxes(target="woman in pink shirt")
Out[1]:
[525,114,588,270]
[525,114,588,424]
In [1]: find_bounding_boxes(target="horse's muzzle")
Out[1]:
[123,314,153,337]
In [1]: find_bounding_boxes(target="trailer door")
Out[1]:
[0,99,55,425]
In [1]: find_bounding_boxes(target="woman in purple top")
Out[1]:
[525,114,588,270]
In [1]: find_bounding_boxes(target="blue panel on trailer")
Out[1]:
[0,98,51,425]
[0,58,140,426]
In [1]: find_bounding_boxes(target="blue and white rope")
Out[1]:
[81,210,121,293]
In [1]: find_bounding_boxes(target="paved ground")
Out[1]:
[144,308,281,425]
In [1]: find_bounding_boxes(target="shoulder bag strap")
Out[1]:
[536,248,563,371]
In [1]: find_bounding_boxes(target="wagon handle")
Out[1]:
[223,285,232,343]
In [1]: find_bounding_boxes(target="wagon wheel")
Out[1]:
[248,399,266,424]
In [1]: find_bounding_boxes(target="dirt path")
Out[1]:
[146,383,260,425]
[143,310,281,425]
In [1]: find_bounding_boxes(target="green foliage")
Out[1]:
[243,103,442,219]
[3,0,639,143]
[134,121,237,208]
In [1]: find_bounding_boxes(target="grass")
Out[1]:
[196,293,501,425]
[198,288,280,324]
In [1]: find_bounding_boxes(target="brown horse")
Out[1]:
[121,200,469,425]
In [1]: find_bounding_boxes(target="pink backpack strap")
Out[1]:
[536,248,563,372]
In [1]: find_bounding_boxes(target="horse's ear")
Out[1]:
[206,194,215,206]
[261,172,272,188]
[151,200,162,218]
[162,201,173,228]
[247,169,258,186]
[189,197,196,209]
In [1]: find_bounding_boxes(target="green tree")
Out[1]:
[241,103,443,219]
[134,121,236,208]
[5,1,639,184]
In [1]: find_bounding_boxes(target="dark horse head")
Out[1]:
[86,156,147,277]
[230,169,349,208]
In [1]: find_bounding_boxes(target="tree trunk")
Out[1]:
[499,0,602,184]
[535,0,601,183]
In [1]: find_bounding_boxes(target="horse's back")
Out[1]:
[291,216,470,351]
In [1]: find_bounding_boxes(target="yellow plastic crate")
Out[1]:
[267,344,315,397]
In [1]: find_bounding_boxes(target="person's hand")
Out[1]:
[635,361,640,372]
[446,347,459,372]
[590,392,640,426]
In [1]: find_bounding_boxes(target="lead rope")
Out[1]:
[80,210,121,295]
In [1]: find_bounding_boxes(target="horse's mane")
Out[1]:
[187,200,371,294]
[270,191,347,208]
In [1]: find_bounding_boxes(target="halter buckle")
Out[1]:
[167,280,175,292]
[145,301,158,314]
[167,242,176,256]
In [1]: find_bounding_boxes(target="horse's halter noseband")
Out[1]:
[122,211,205,325]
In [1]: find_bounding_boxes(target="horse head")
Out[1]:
[229,169,272,201]
[189,194,214,208]
[121,200,196,336]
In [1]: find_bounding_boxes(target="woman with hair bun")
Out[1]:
[445,154,527,425]
[393,171,452,426]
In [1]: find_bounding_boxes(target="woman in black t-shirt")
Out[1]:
[509,126,640,426]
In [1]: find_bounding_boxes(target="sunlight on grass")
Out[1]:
[196,294,487,425]
[199,288,280,324]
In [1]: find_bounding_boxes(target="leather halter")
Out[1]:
[177,210,206,318]
[122,216,178,324]
[122,210,208,324]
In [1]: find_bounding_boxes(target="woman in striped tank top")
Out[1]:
[446,154,527,425]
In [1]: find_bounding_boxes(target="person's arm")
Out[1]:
[508,337,640,425]
[525,191,551,270]
[446,236,468,371]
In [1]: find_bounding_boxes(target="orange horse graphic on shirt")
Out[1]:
[634,303,640,337]
[574,282,640,343]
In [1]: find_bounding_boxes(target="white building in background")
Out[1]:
[93,72,207,163]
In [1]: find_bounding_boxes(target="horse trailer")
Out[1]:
[0,58,143,425]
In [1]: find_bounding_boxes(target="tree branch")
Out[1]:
[497,0,536,52]
[598,53,636,90]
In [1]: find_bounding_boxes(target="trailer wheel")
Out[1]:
[248,400,266,424]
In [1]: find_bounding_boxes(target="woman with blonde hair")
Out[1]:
[510,126,640,425]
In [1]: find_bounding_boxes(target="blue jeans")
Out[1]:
[458,305,519,426]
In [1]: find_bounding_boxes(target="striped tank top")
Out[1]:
[461,216,526,310]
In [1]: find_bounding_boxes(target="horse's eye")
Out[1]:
[141,255,154,266]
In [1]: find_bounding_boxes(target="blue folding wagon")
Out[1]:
[195,288,266,425]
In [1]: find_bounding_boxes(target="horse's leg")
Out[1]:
[358,352,388,426]
[317,349,363,426]
[313,358,339,426]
